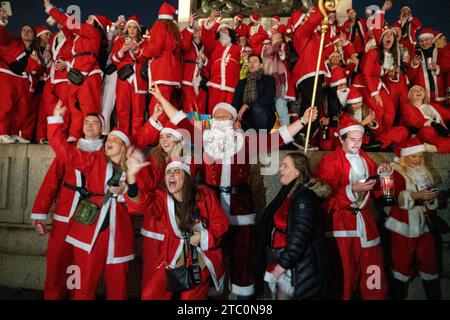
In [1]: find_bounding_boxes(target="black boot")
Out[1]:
[422,279,442,300]
[392,279,409,300]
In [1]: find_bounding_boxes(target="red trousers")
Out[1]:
[142,264,211,300]
[417,126,450,153]
[375,126,409,149]
[36,81,71,141]
[67,74,102,138]
[115,79,147,136]
[385,75,409,117]
[182,85,208,115]
[44,220,73,300]
[362,89,396,131]
[141,236,165,300]
[329,237,388,300]
[71,228,129,300]
[390,231,438,282]
[149,84,177,126]
[208,87,235,114]
[0,73,32,136]
[226,225,255,296]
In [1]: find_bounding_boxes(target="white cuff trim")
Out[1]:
[149,117,163,131]
[47,115,64,124]
[171,110,187,126]
[45,5,54,14]
[278,125,294,144]
[31,213,48,220]
[200,229,209,251]
[370,91,380,97]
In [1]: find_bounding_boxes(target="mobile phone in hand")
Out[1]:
[1,1,12,16]
[366,174,380,181]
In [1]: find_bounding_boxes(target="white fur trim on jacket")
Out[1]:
[171,110,187,125]
[47,115,64,124]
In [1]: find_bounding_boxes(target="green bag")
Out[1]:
[75,199,100,226]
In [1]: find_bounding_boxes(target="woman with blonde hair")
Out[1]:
[401,85,450,153]
[255,153,330,300]
[47,100,135,300]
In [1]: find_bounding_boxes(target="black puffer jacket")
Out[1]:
[255,183,329,300]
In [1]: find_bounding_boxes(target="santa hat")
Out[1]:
[250,13,261,24]
[93,15,112,31]
[418,28,435,40]
[158,2,177,20]
[394,137,426,161]
[372,27,393,45]
[324,44,341,61]
[165,158,190,175]
[126,15,142,31]
[400,6,411,12]
[271,16,281,25]
[217,22,233,33]
[212,103,238,120]
[330,67,348,87]
[346,86,363,104]
[337,113,364,137]
[290,9,307,32]
[35,26,51,38]
[109,128,131,147]
[161,123,183,141]
[234,14,244,22]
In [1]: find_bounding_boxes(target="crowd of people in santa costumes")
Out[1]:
[14,0,448,300]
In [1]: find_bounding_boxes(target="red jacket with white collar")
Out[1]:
[48,28,74,84]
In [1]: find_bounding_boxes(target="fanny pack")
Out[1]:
[117,63,134,81]
[104,63,117,75]
[67,68,85,86]
[74,199,100,225]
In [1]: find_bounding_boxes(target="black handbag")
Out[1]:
[117,63,135,81]
[67,68,85,86]
[165,239,194,292]
[104,63,117,75]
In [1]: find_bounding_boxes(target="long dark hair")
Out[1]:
[93,20,109,71]
[159,19,181,48]
[378,31,399,67]
[215,27,238,45]
[21,25,44,64]
[176,173,198,234]
[284,152,314,197]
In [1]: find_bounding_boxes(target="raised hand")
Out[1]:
[53,100,67,117]
[301,106,319,125]
[32,220,47,236]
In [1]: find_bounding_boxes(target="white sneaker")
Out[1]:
[12,135,30,144]
[39,138,49,144]
[0,135,15,144]
[67,136,77,143]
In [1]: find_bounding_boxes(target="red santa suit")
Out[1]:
[169,104,295,297]
[180,26,208,114]
[202,22,241,110]
[341,16,369,55]
[0,21,43,139]
[125,166,229,300]
[315,118,387,300]
[47,119,135,300]
[353,29,397,132]
[401,100,450,153]
[407,29,449,104]
[248,14,268,56]
[386,141,439,285]
[31,138,103,299]
[36,27,74,142]
[234,15,249,42]
[111,17,148,136]
[393,14,421,56]
[142,3,182,125]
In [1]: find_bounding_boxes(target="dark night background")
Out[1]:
[4,0,450,37]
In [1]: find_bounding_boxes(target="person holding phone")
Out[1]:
[315,115,390,300]
[393,6,422,57]
[386,138,441,300]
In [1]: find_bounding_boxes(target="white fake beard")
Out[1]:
[219,33,231,47]
[77,138,104,152]
[337,87,350,107]
[203,120,244,160]
[406,165,432,191]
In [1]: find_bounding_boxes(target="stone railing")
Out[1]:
[0,145,449,299]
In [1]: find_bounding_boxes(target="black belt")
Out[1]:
[73,51,97,58]
[184,59,197,64]
[207,183,251,194]
[63,182,103,199]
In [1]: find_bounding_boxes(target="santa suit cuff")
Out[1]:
[186,26,194,33]
[426,198,439,210]
[200,230,209,251]
[31,213,49,220]
[45,5,54,14]
[398,190,415,210]
[424,119,433,126]
[149,117,163,131]
[435,65,440,75]
[370,90,380,97]
[278,126,294,144]
[0,19,8,27]
[345,184,357,202]
[171,110,187,126]
[47,115,64,124]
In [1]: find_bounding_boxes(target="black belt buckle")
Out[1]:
[349,206,361,216]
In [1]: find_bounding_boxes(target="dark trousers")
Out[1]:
[243,103,276,132]
[324,86,341,127]
[298,75,324,135]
